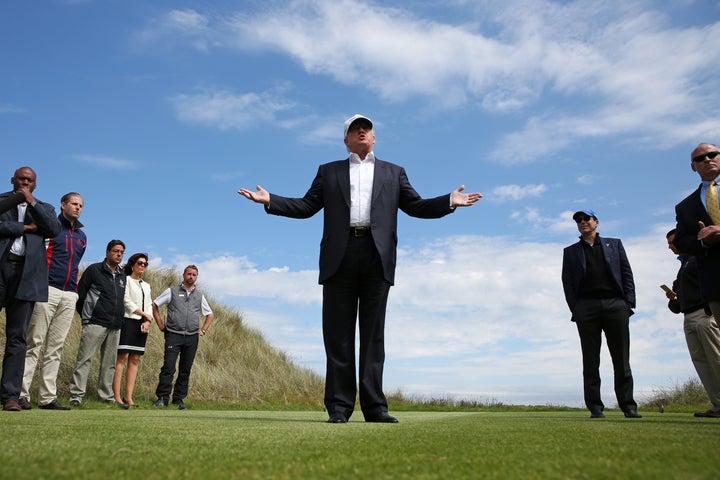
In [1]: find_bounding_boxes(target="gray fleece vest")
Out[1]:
[165,285,203,335]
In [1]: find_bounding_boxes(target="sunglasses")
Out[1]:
[136,261,148,267]
[574,216,593,223]
[692,151,720,163]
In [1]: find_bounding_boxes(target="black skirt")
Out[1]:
[117,317,149,354]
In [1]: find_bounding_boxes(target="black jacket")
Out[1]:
[76,261,126,329]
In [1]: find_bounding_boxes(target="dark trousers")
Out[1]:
[322,234,391,419]
[0,259,35,403]
[155,331,198,402]
[574,297,637,413]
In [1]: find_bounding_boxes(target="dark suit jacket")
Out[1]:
[674,185,720,301]
[266,158,455,285]
[561,236,636,316]
[0,191,61,302]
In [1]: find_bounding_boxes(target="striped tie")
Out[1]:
[706,180,720,225]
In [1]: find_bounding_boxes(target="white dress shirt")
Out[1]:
[349,152,375,227]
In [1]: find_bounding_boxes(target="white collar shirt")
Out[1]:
[10,203,27,256]
[348,152,375,227]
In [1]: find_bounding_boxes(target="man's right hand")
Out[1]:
[238,185,270,206]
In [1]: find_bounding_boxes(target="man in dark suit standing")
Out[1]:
[561,209,641,419]
[674,143,720,322]
[239,114,481,423]
[0,167,61,411]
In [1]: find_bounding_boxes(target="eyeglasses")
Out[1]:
[575,216,593,223]
[692,151,720,163]
[136,261,148,267]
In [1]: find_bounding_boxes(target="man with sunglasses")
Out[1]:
[562,209,640,419]
[674,143,720,325]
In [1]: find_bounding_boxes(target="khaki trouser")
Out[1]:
[684,307,720,410]
[21,286,77,405]
[69,323,120,403]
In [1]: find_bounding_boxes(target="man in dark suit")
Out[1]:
[561,209,641,419]
[239,114,481,423]
[674,143,720,321]
[0,167,61,411]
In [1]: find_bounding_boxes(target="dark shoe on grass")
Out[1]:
[152,397,168,408]
[365,412,399,423]
[694,410,720,418]
[39,399,70,410]
[328,412,348,423]
[18,397,32,410]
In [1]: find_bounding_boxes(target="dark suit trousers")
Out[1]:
[322,234,391,419]
[574,297,637,413]
[0,258,35,403]
[155,331,199,402]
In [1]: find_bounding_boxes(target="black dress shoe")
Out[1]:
[590,412,605,418]
[39,399,70,411]
[327,412,348,423]
[624,410,642,418]
[18,397,32,410]
[365,412,399,423]
[152,397,168,408]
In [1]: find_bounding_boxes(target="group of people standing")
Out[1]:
[0,167,214,412]
[561,143,720,419]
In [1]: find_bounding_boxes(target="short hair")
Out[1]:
[61,192,83,204]
[666,228,677,238]
[106,239,126,252]
[184,264,199,274]
[123,253,148,275]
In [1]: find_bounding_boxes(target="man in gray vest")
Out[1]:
[151,264,214,410]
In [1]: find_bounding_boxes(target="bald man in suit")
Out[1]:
[239,114,481,423]
[674,143,720,322]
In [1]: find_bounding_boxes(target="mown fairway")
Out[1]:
[1,408,717,479]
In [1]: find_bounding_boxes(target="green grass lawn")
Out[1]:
[1,407,717,479]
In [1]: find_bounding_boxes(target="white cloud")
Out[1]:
[151,0,720,160]
[133,8,215,52]
[491,184,548,202]
[171,88,298,131]
[74,154,138,169]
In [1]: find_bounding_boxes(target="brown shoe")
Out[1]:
[3,400,22,411]
[694,410,720,418]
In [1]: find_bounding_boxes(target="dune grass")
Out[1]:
[1,408,717,479]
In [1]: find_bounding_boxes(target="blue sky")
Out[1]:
[2,0,720,407]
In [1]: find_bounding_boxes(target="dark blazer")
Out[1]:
[266,158,455,285]
[561,236,636,315]
[674,185,720,301]
[0,191,61,302]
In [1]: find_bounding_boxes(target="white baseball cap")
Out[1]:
[343,114,373,139]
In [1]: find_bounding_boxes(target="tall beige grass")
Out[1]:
[0,267,325,407]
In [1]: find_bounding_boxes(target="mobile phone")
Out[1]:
[660,284,673,294]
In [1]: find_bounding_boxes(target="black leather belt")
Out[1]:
[6,252,25,263]
[350,226,371,237]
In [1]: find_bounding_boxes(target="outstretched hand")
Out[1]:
[238,185,270,206]
[450,185,482,207]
